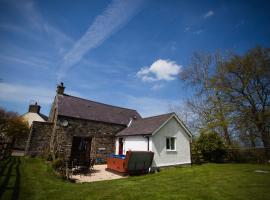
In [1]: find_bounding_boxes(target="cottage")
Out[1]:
[12,102,48,151]
[26,83,140,162]
[116,113,192,167]
[22,102,48,126]
[26,83,192,167]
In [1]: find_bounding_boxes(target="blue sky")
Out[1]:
[0,0,269,117]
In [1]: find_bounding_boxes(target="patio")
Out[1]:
[72,164,127,183]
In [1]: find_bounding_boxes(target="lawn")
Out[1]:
[0,157,270,200]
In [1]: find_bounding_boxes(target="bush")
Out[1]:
[193,131,227,163]
[191,143,204,164]
[51,158,64,171]
[226,148,269,163]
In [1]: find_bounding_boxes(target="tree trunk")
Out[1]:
[223,125,231,146]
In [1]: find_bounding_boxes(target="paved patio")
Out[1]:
[72,164,127,183]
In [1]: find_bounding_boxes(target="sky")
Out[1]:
[0,0,270,117]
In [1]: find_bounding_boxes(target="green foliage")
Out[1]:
[180,46,270,150]
[226,148,269,163]
[194,131,227,162]
[191,142,204,164]
[0,107,29,139]
[51,158,64,170]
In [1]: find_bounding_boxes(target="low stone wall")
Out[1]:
[54,116,125,163]
[13,134,29,150]
[25,121,53,156]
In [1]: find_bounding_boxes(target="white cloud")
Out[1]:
[203,10,214,18]
[0,82,54,105]
[137,59,182,82]
[57,0,144,81]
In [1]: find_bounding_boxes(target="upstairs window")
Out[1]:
[166,137,176,151]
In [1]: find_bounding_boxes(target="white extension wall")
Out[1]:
[151,117,191,167]
[122,136,149,154]
[115,136,152,155]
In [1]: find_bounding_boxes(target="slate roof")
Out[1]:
[56,94,141,125]
[39,113,48,121]
[116,113,174,136]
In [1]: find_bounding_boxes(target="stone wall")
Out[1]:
[53,116,125,163]
[25,121,53,156]
[13,133,28,150]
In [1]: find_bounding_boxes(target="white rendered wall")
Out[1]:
[115,136,153,155]
[115,138,119,154]
[121,136,150,154]
[151,117,191,167]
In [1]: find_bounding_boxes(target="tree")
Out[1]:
[180,52,232,145]
[213,47,270,150]
[0,107,29,144]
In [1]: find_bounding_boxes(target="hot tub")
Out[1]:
[107,151,154,174]
[107,154,127,173]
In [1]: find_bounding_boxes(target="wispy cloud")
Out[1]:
[137,59,182,82]
[193,29,205,35]
[0,54,51,70]
[151,83,164,90]
[0,82,82,106]
[203,10,214,18]
[3,0,74,55]
[57,0,144,81]
[0,82,54,105]
[184,27,191,32]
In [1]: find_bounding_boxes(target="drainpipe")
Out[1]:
[146,136,150,151]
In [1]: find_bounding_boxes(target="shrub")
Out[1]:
[226,147,269,163]
[191,142,204,164]
[193,131,227,163]
[51,158,64,171]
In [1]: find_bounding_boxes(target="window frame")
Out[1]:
[166,137,176,151]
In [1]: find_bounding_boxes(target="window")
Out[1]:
[166,137,176,151]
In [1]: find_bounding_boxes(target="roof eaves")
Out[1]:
[152,113,193,138]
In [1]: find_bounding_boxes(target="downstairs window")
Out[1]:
[166,137,176,151]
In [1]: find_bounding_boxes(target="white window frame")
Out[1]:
[166,137,176,151]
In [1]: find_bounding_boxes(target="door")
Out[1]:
[118,138,123,155]
[70,136,92,163]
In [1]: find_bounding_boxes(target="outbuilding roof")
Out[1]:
[116,113,174,136]
[56,94,141,125]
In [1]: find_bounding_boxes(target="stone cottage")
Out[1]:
[26,83,141,163]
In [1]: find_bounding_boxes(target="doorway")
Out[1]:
[118,138,123,155]
[70,136,92,163]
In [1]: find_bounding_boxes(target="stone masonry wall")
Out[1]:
[54,116,125,163]
[25,121,53,156]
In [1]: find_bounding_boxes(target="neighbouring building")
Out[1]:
[25,83,192,167]
[22,102,48,126]
[13,102,48,150]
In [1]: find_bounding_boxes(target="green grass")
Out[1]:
[1,157,270,200]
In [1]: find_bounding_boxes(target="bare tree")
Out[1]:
[180,51,232,145]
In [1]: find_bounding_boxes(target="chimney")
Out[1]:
[28,102,41,113]
[56,82,65,95]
